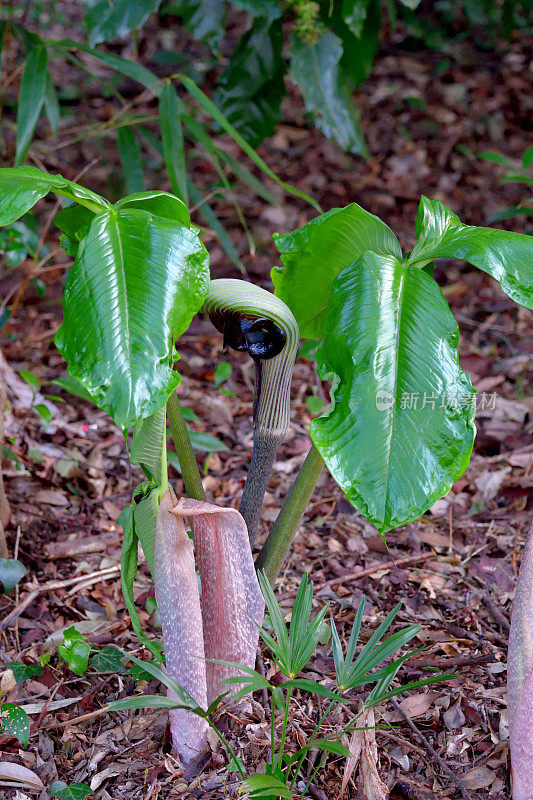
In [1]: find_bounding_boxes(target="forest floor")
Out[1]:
[0,8,532,800]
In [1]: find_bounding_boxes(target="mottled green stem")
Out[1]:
[255,444,324,584]
[166,390,206,501]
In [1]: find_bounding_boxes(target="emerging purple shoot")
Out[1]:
[508,520,533,800]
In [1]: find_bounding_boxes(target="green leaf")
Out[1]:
[294,737,351,758]
[115,190,190,226]
[230,0,281,18]
[44,73,61,136]
[214,362,232,387]
[58,627,91,675]
[187,180,245,273]
[239,774,294,798]
[312,252,476,533]
[52,375,97,403]
[0,558,27,594]
[479,150,513,166]
[15,45,48,166]
[132,484,158,576]
[54,207,209,431]
[522,146,533,169]
[319,0,380,87]
[19,370,39,392]
[33,403,52,428]
[53,39,163,96]
[282,678,343,701]
[408,196,533,309]
[117,126,145,194]
[188,430,229,452]
[118,504,163,660]
[85,0,162,45]
[159,81,188,205]
[121,653,200,707]
[306,395,323,415]
[163,0,226,51]
[0,167,108,226]
[272,204,401,338]
[50,780,93,800]
[218,149,279,206]
[90,647,127,674]
[1,703,30,747]
[6,661,43,685]
[109,694,188,710]
[130,406,167,484]
[342,0,370,38]
[213,15,284,147]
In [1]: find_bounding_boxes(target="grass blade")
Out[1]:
[160,81,188,205]
[117,126,145,194]
[15,45,48,165]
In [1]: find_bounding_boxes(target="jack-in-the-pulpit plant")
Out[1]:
[0,166,532,790]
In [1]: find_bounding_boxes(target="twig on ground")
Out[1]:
[390,698,474,800]
[0,565,121,630]
[482,591,511,633]
[409,652,497,670]
[316,552,437,592]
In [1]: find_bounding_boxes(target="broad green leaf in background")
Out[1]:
[1,703,30,748]
[0,216,41,268]
[116,126,145,194]
[408,196,533,309]
[54,203,96,257]
[162,0,226,52]
[54,206,209,431]
[213,15,285,147]
[0,558,27,594]
[187,430,229,452]
[272,204,401,338]
[289,31,367,158]
[15,45,48,166]
[319,0,381,87]
[90,646,127,673]
[311,252,476,533]
[342,0,371,37]
[159,81,188,205]
[230,0,281,18]
[85,0,162,45]
[6,661,43,685]
[0,167,108,226]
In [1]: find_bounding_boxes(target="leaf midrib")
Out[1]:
[381,265,407,522]
[109,209,133,415]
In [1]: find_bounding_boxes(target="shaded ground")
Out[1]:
[0,8,532,800]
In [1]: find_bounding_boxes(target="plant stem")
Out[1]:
[255,445,324,583]
[206,719,246,779]
[289,699,336,791]
[166,390,205,501]
[277,687,292,768]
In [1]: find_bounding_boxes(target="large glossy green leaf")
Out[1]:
[213,15,284,147]
[0,167,108,226]
[15,45,48,166]
[159,81,188,204]
[55,207,209,431]
[289,31,366,157]
[85,0,162,45]
[311,252,476,533]
[115,190,190,226]
[408,196,533,309]
[163,0,226,51]
[272,204,401,338]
